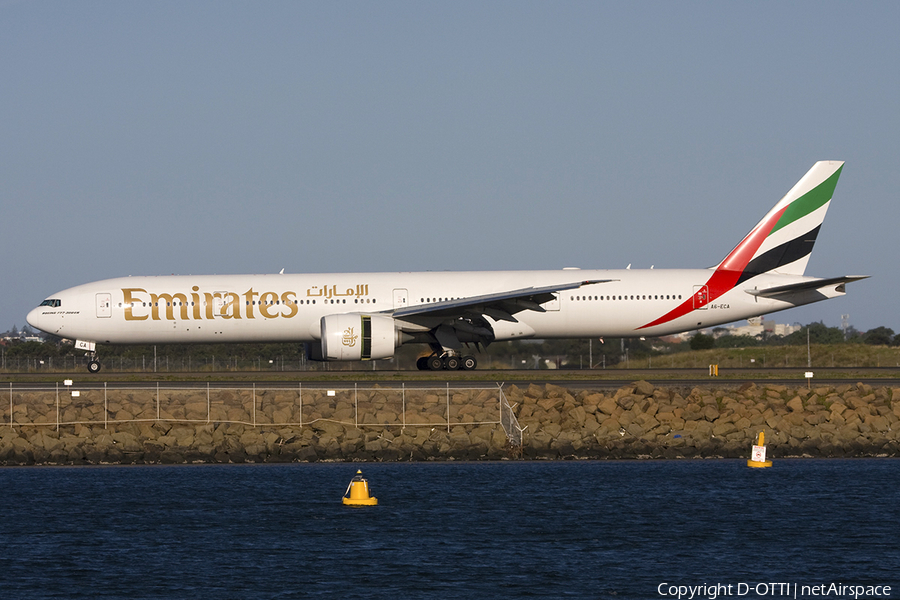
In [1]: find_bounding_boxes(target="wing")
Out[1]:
[391,279,612,322]
[386,279,613,350]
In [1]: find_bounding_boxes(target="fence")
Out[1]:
[0,354,312,373]
[4,383,524,446]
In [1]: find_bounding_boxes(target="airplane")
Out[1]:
[27,161,866,373]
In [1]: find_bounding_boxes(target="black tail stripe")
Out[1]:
[735,225,821,286]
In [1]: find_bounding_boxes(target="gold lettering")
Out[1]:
[220,292,241,319]
[149,293,166,320]
[243,288,259,319]
[172,293,189,320]
[122,288,148,321]
[259,292,278,318]
[281,291,298,318]
[191,286,202,320]
[150,293,188,320]
[308,283,370,298]
[342,326,358,347]
[124,286,311,322]
[204,292,218,319]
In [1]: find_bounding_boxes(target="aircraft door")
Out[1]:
[96,293,112,318]
[392,288,409,310]
[693,285,709,310]
[213,292,227,317]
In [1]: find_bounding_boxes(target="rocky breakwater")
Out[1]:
[0,386,513,465]
[1,381,898,465]
[509,381,900,459]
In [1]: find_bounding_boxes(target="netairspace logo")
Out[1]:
[657,582,893,599]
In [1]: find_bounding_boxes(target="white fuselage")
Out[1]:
[26,269,839,346]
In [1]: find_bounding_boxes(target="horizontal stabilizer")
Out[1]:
[745,276,869,299]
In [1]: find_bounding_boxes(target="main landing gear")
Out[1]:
[416,353,477,371]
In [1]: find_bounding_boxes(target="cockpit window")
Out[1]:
[39,299,62,308]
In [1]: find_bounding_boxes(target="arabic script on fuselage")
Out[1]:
[306,284,369,299]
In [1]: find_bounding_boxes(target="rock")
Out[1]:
[542,422,562,438]
[626,422,645,438]
[597,397,618,416]
[566,405,587,427]
[311,421,345,437]
[712,420,736,437]
[617,395,637,410]
[525,384,544,399]
[545,384,567,398]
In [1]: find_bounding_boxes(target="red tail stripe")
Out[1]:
[637,205,787,330]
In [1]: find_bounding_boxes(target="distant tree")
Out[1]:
[5,341,57,358]
[843,325,862,342]
[862,326,895,346]
[782,322,845,345]
[690,332,715,350]
[758,330,781,345]
[714,334,761,348]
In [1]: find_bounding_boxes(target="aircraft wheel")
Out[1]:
[416,357,429,370]
[87,360,102,374]
[461,355,477,370]
[444,356,461,370]
[427,355,444,371]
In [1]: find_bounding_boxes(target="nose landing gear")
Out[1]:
[76,340,102,373]
[83,350,101,374]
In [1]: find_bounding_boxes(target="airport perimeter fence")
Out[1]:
[3,383,524,446]
[0,354,325,374]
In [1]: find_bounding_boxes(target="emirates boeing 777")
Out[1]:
[27,161,866,373]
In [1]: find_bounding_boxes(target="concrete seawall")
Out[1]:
[1,381,898,465]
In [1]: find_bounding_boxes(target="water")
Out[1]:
[1,460,898,599]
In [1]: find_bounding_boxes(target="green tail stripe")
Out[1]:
[769,165,842,236]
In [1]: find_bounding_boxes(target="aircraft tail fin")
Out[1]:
[714,160,844,285]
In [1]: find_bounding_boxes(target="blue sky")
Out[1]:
[2,1,898,335]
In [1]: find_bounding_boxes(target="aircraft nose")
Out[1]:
[26,306,46,333]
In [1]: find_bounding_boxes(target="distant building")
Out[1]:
[1,327,44,344]
[663,318,801,342]
[719,318,801,338]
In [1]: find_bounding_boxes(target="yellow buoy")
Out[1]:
[747,431,772,468]
[342,470,378,506]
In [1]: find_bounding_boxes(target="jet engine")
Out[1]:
[319,313,398,361]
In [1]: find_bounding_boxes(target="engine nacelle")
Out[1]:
[320,313,398,361]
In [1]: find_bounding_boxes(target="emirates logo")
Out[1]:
[342,326,358,347]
